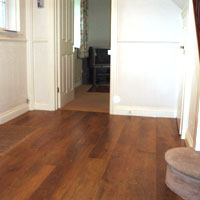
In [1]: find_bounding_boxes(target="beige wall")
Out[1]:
[0,0,28,124]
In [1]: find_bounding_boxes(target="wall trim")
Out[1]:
[113,105,177,118]
[0,104,29,124]
[34,103,56,111]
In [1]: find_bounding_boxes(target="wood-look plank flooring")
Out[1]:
[0,110,185,200]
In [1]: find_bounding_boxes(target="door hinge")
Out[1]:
[26,98,30,104]
[57,87,60,93]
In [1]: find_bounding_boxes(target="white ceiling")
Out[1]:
[171,0,188,9]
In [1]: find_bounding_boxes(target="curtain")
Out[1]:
[78,0,89,58]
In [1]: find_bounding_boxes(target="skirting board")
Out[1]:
[34,103,56,111]
[0,104,29,124]
[112,106,177,118]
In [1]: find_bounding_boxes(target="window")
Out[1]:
[0,0,20,32]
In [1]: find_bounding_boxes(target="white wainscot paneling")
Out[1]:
[61,54,73,94]
[0,41,28,114]
[33,42,50,108]
[113,42,180,118]
[62,0,73,42]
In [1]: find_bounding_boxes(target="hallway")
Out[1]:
[0,110,184,200]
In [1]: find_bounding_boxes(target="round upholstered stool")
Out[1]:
[165,147,200,200]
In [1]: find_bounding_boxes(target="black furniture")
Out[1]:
[88,47,110,87]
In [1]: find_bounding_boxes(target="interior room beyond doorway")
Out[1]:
[62,0,111,113]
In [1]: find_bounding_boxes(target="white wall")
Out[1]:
[27,0,56,111]
[0,0,28,124]
[111,0,182,118]
[88,0,111,48]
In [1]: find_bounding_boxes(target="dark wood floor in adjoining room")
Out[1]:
[0,110,185,200]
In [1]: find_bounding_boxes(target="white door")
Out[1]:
[177,4,188,135]
[58,0,74,108]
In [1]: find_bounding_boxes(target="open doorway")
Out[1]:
[57,0,111,113]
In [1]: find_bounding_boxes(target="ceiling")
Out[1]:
[171,0,188,9]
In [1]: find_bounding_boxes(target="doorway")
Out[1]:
[56,0,111,113]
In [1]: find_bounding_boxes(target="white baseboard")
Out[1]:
[34,103,56,111]
[185,129,194,148]
[112,105,177,118]
[74,79,82,88]
[0,104,29,124]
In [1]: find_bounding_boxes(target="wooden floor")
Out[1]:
[0,110,185,200]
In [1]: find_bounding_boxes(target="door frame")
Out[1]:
[109,0,117,114]
[54,0,115,112]
[54,0,60,109]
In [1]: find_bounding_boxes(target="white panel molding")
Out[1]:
[67,0,74,42]
[67,0,71,42]
[0,104,29,124]
[62,0,66,41]
[113,105,177,118]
